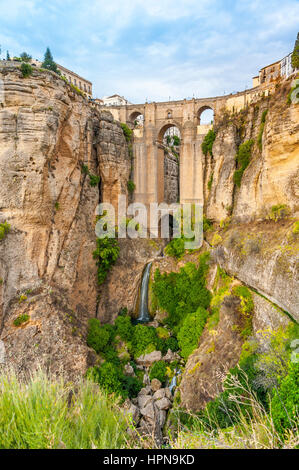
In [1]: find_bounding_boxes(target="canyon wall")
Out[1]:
[0,67,130,378]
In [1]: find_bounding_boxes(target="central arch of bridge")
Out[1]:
[107,96,229,208]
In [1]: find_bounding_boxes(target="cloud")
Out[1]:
[0,0,298,102]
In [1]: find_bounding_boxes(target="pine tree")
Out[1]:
[20,52,32,62]
[291,32,299,70]
[42,47,59,73]
[6,51,10,60]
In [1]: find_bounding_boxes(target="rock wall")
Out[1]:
[164,151,179,204]
[0,67,130,378]
[206,79,299,222]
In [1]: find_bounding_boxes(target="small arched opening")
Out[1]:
[129,111,144,128]
[197,106,214,125]
[158,213,175,239]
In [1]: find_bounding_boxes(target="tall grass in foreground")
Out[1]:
[169,372,299,450]
[0,368,127,449]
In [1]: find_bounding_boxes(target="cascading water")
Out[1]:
[136,262,152,324]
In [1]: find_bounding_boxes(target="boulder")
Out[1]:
[140,402,155,421]
[163,349,180,363]
[153,389,166,401]
[155,397,171,411]
[124,363,135,377]
[136,350,162,367]
[151,378,162,392]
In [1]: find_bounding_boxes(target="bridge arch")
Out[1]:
[128,110,144,126]
[157,121,182,143]
[197,105,214,125]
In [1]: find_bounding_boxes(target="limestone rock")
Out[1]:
[137,395,152,409]
[153,389,166,400]
[136,350,162,367]
[124,363,135,377]
[155,397,171,411]
[163,349,180,363]
[151,378,162,392]
[140,401,155,421]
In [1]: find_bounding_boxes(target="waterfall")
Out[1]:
[136,262,152,324]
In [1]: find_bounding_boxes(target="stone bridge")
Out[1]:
[106,85,271,207]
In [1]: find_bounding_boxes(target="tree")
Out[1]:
[291,32,299,70]
[6,51,10,60]
[42,47,59,73]
[20,52,32,63]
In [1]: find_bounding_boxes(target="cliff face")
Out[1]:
[0,67,130,378]
[206,79,299,222]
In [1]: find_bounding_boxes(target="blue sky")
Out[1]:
[0,0,298,103]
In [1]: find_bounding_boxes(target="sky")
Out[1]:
[0,0,298,103]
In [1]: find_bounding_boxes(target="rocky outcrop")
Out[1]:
[205,79,299,222]
[0,66,130,378]
[210,220,299,321]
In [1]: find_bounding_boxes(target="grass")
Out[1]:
[169,371,299,449]
[0,369,127,449]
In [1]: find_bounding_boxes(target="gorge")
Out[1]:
[0,62,298,448]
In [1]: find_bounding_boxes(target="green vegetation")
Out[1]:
[177,307,208,360]
[20,52,32,63]
[127,180,136,194]
[0,369,126,449]
[201,129,216,157]
[291,32,299,69]
[13,314,30,327]
[120,123,133,142]
[165,237,185,259]
[70,83,85,97]
[131,324,160,358]
[171,324,299,449]
[152,253,211,331]
[292,220,299,235]
[41,47,59,74]
[81,164,100,187]
[268,204,290,222]
[287,81,299,105]
[93,237,120,285]
[232,286,254,338]
[233,139,254,187]
[149,361,167,383]
[208,172,213,191]
[20,62,33,78]
[257,109,268,151]
[0,221,10,241]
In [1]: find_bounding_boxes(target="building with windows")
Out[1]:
[101,94,131,106]
[56,64,92,99]
[252,52,298,87]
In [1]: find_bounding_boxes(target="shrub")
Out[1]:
[202,130,216,157]
[165,336,179,352]
[232,286,254,338]
[149,361,167,383]
[0,222,10,241]
[127,180,136,194]
[131,324,159,358]
[0,369,127,449]
[177,307,208,360]
[233,140,254,188]
[120,123,133,142]
[93,237,120,285]
[165,237,185,259]
[87,318,111,353]
[269,204,290,222]
[292,221,299,235]
[153,253,212,330]
[156,327,170,340]
[203,215,213,232]
[20,62,33,78]
[271,362,299,437]
[211,232,222,246]
[115,315,133,342]
[13,314,29,327]
[20,52,32,62]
